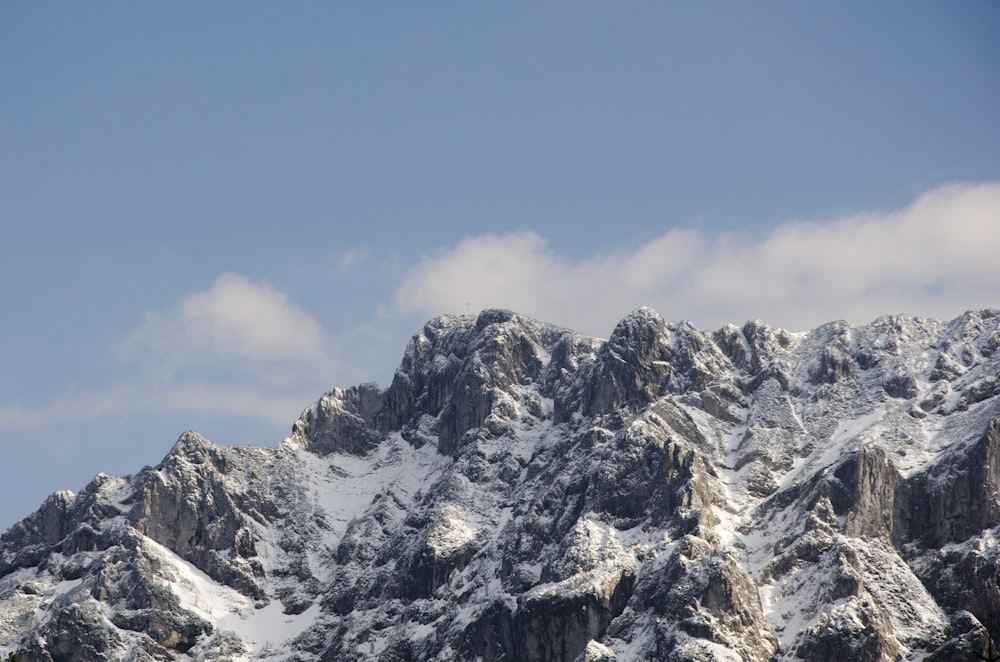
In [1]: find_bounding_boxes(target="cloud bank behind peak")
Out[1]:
[394,181,1000,336]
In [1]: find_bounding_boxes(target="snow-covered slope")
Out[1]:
[3,308,1000,661]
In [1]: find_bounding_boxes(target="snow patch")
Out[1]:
[141,536,321,659]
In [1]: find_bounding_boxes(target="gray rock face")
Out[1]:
[3,308,1000,661]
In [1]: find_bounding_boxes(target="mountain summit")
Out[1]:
[3,308,1000,661]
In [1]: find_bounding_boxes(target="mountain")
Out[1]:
[3,308,1000,661]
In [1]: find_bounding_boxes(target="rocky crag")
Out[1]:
[3,307,1000,661]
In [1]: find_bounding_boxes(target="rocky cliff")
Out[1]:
[3,308,1000,661]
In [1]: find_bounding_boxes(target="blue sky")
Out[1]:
[2,2,999,531]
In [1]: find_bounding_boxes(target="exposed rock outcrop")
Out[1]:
[3,307,1000,661]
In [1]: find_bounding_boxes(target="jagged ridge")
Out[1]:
[2,307,1000,661]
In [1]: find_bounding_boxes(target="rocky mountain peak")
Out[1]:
[606,307,667,355]
[4,308,1000,661]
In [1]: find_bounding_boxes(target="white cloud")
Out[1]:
[0,274,344,435]
[394,181,1000,335]
[0,274,405,435]
[339,247,372,273]
[120,273,326,374]
[5,183,997,438]
[0,382,307,431]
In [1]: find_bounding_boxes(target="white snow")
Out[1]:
[427,504,479,557]
[4,310,1000,660]
[142,535,323,660]
[778,408,885,489]
[141,537,253,619]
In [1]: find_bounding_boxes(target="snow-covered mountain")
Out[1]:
[3,308,1000,661]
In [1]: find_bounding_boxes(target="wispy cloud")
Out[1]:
[339,248,372,273]
[394,181,1000,335]
[0,382,306,431]
[5,182,997,438]
[0,274,339,435]
[119,273,326,374]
